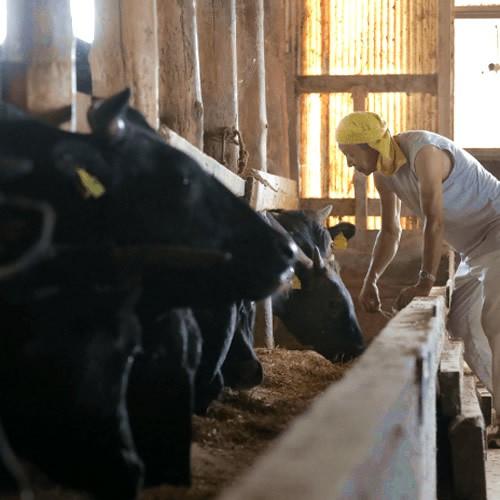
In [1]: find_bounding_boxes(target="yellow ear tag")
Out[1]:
[292,275,302,290]
[332,232,348,250]
[75,167,106,199]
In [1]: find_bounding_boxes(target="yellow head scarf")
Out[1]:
[335,111,407,176]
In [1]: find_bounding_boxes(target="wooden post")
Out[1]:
[3,0,75,129]
[237,0,267,173]
[197,0,239,172]
[287,0,301,182]
[264,0,291,178]
[157,0,203,149]
[320,0,330,198]
[437,0,453,139]
[351,86,368,231]
[91,0,159,128]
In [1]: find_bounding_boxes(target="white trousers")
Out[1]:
[448,249,500,418]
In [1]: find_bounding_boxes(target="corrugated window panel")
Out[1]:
[320,0,437,75]
[328,93,355,198]
[300,94,323,198]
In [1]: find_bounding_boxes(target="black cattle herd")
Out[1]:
[0,89,365,499]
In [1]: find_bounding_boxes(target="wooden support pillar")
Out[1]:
[237,0,267,173]
[286,1,301,182]
[351,86,368,231]
[264,0,291,178]
[197,0,239,172]
[91,0,159,128]
[437,0,453,139]
[254,299,274,349]
[3,0,75,129]
[157,0,203,149]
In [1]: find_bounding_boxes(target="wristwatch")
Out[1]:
[418,270,436,283]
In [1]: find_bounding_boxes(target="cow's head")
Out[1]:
[0,90,296,305]
[268,209,364,362]
[278,248,364,362]
[269,206,355,264]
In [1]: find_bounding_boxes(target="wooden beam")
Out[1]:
[237,0,268,173]
[300,197,415,218]
[158,125,245,197]
[157,0,203,148]
[287,0,301,183]
[3,0,75,130]
[219,296,446,500]
[264,0,291,178]
[454,6,500,18]
[438,0,453,138]
[197,0,240,172]
[91,0,159,129]
[296,74,438,94]
[246,169,298,211]
[352,86,368,230]
[466,148,500,162]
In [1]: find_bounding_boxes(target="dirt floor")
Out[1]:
[0,348,351,500]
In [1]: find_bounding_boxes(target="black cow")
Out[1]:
[269,207,365,362]
[0,90,296,494]
[192,208,363,417]
[0,286,144,500]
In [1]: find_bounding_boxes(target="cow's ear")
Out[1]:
[87,88,131,141]
[314,204,333,226]
[328,222,356,240]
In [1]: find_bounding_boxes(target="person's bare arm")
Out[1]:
[394,145,447,310]
[360,173,402,312]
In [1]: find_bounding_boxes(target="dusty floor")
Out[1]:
[0,348,350,500]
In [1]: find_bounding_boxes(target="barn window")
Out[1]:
[0,0,6,45]
[454,2,500,148]
[70,0,95,43]
[299,0,448,232]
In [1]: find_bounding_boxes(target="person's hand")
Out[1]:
[360,280,381,312]
[393,283,432,311]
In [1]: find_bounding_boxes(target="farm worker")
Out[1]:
[336,111,500,444]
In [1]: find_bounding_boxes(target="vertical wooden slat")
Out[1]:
[197,0,239,172]
[320,0,330,196]
[237,0,267,172]
[3,0,31,109]
[91,0,159,128]
[157,0,203,148]
[287,0,301,182]
[4,0,75,129]
[120,0,158,129]
[90,0,126,95]
[352,85,368,231]
[264,0,291,178]
[438,0,453,138]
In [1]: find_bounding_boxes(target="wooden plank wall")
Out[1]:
[1,0,299,206]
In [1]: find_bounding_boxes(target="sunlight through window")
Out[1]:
[70,0,95,43]
[0,0,6,45]
[455,18,500,147]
